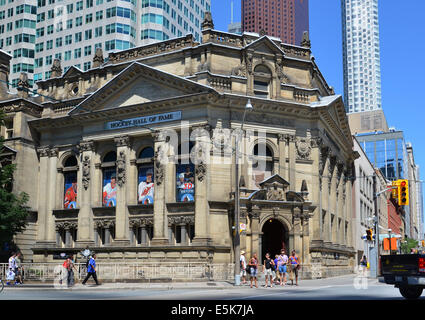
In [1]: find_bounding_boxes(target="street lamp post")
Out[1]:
[234,99,253,286]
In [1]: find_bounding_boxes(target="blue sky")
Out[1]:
[212,0,425,189]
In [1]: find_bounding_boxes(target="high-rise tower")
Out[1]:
[242,0,309,45]
[342,0,382,114]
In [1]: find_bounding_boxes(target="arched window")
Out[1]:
[253,64,272,98]
[252,143,274,188]
[137,146,154,205]
[102,151,117,207]
[176,141,195,203]
[63,155,78,209]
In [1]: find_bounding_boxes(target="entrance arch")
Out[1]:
[261,219,288,262]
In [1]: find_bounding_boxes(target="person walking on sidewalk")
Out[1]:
[289,250,300,286]
[277,249,289,286]
[240,251,247,285]
[66,254,77,287]
[273,254,280,285]
[248,253,259,288]
[15,252,23,284]
[82,254,100,285]
[263,253,275,288]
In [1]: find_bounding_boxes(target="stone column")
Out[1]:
[301,209,311,266]
[113,136,131,246]
[46,148,59,243]
[65,228,71,247]
[277,134,288,181]
[151,132,169,245]
[180,223,187,245]
[77,140,95,246]
[311,137,322,240]
[192,125,211,245]
[292,207,303,255]
[287,134,296,189]
[250,207,261,258]
[141,225,148,245]
[36,147,50,244]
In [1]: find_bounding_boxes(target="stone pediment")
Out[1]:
[244,36,285,57]
[62,66,83,79]
[248,174,291,202]
[70,62,215,115]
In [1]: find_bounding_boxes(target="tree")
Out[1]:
[0,110,29,247]
[401,237,419,254]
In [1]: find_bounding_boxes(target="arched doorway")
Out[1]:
[261,219,288,262]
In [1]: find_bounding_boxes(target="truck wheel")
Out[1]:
[399,286,423,300]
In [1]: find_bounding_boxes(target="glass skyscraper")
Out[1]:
[341,0,382,114]
[356,130,407,182]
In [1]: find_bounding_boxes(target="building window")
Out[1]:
[176,142,195,202]
[102,151,117,207]
[253,65,272,98]
[251,143,274,188]
[63,155,78,209]
[137,147,154,204]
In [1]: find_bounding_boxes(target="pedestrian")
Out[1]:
[248,253,259,288]
[82,254,100,285]
[7,252,17,286]
[289,250,300,286]
[240,250,247,285]
[360,255,368,276]
[263,253,275,288]
[273,254,280,285]
[277,249,289,286]
[15,252,23,284]
[66,254,77,287]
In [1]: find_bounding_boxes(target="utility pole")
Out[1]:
[233,99,252,286]
[373,172,380,277]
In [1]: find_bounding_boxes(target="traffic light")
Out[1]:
[398,179,409,206]
[366,228,373,241]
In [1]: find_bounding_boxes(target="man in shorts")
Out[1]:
[240,251,247,285]
[277,249,289,286]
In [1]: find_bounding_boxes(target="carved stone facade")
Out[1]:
[1,14,356,279]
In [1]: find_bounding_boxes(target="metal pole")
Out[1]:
[373,173,380,277]
[234,134,241,286]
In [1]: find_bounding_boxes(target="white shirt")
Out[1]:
[8,256,16,270]
[240,255,246,269]
[138,181,154,203]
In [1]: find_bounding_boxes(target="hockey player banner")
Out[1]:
[138,166,154,204]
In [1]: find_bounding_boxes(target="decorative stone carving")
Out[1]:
[195,161,207,182]
[168,215,195,225]
[114,135,130,147]
[310,136,323,148]
[275,56,289,83]
[267,182,285,201]
[49,148,59,158]
[300,31,311,48]
[295,137,311,160]
[92,47,104,68]
[245,51,253,74]
[79,140,94,152]
[17,73,30,98]
[154,145,165,186]
[50,59,62,78]
[116,150,126,187]
[201,11,214,30]
[37,146,50,158]
[82,155,90,190]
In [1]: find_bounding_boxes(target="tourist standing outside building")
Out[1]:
[263,253,275,288]
[289,250,300,286]
[273,254,280,285]
[248,253,259,288]
[278,249,289,286]
[82,254,100,285]
[240,251,247,285]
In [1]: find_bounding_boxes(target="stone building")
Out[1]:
[0,14,357,279]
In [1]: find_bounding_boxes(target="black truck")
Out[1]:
[379,254,425,299]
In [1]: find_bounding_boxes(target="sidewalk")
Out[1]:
[4,274,372,291]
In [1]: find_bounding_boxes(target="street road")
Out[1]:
[0,275,415,300]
